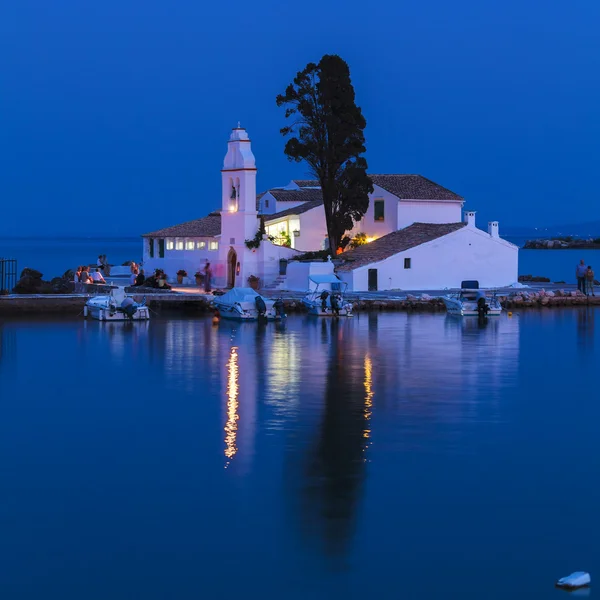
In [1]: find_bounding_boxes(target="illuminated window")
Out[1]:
[196,241,206,250]
[176,240,184,250]
[166,239,174,250]
[209,241,219,251]
[374,200,385,221]
[186,241,194,250]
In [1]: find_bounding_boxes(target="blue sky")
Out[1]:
[1,0,599,237]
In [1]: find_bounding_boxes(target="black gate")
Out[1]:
[0,258,17,294]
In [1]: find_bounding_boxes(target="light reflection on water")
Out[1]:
[1,310,600,599]
[224,346,239,465]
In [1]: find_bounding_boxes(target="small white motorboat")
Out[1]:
[442,280,502,317]
[302,274,353,317]
[556,572,591,590]
[84,287,150,321]
[212,287,285,321]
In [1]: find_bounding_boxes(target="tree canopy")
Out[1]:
[276,55,373,253]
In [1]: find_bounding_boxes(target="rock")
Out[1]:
[545,290,555,297]
[421,293,432,301]
[13,275,42,294]
[540,296,550,305]
[20,268,43,279]
[406,294,418,301]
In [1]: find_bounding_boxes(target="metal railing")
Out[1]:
[0,258,17,294]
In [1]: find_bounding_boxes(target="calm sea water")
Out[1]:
[0,238,142,279]
[0,311,598,599]
[2,236,600,284]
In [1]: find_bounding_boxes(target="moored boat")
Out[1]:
[212,287,285,321]
[301,274,353,317]
[442,280,502,317]
[84,287,150,321]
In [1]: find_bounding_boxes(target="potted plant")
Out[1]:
[176,269,188,284]
[194,271,204,286]
[247,274,260,290]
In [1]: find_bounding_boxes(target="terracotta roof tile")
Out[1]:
[266,200,324,221]
[370,175,463,201]
[268,188,323,203]
[293,179,320,188]
[142,212,221,238]
[336,222,466,271]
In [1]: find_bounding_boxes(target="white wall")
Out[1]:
[397,200,463,229]
[258,240,300,287]
[297,205,327,251]
[350,185,399,240]
[259,192,277,215]
[142,237,219,282]
[284,260,336,291]
[341,226,518,291]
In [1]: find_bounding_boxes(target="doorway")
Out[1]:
[368,269,378,291]
[227,248,237,288]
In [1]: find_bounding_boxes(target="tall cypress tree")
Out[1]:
[276,55,373,253]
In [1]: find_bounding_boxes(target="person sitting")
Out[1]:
[80,267,92,283]
[97,255,105,272]
[129,267,139,286]
[134,269,145,286]
[91,268,106,284]
[74,266,82,282]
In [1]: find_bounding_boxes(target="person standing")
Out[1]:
[203,261,212,293]
[576,259,587,293]
[586,265,595,296]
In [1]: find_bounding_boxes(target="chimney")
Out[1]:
[464,211,476,227]
[488,221,499,238]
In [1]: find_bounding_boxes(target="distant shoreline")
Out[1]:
[524,239,600,250]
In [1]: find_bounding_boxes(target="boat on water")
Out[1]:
[212,287,285,321]
[84,287,150,321]
[302,274,353,317]
[442,280,502,317]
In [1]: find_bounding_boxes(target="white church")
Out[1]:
[141,125,518,291]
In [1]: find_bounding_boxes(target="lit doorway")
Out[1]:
[227,248,237,288]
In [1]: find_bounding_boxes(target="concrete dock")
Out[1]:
[1,283,600,316]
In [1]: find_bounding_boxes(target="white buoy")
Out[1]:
[556,572,591,589]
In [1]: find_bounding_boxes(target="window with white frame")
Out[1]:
[166,239,174,250]
[176,240,184,250]
[209,241,219,251]
[196,241,206,250]
[185,241,194,250]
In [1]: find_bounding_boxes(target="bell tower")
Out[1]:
[219,124,260,287]
[221,124,257,220]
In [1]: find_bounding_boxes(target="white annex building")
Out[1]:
[142,125,518,291]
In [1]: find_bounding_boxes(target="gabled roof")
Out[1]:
[336,222,466,271]
[266,200,324,221]
[268,188,323,203]
[142,212,221,238]
[370,175,463,201]
[293,179,320,188]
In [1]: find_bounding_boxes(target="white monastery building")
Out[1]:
[142,125,518,291]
